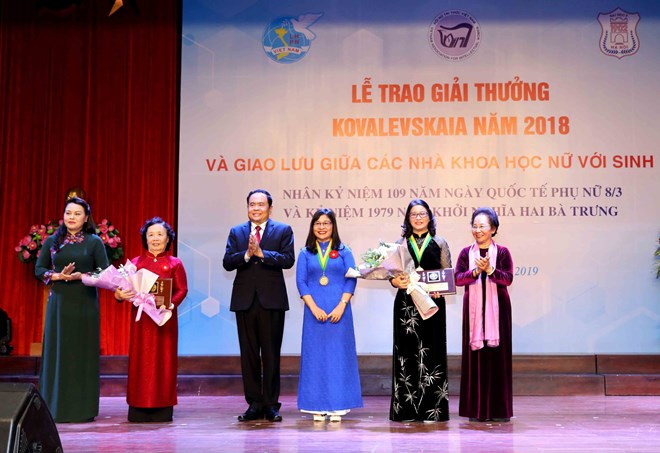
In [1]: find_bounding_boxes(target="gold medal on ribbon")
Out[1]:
[316,240,332,287]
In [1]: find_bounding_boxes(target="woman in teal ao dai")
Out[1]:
[35,197,109,423]
[296,208,362,422]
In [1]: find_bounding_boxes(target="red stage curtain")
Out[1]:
[0,0,180,355]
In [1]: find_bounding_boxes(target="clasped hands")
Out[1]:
[310,302,345,324]
[55,262,82,281]
[474,254,494,276]
[246,234,264,259]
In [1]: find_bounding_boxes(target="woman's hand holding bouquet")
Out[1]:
[82,261,173,326]
[346,241,439,319]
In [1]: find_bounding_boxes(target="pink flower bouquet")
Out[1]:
[82,261,172,326]
[95,219,124,262]
[345,242,438,320]
[15,220,60,263]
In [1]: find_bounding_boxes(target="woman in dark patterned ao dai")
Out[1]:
[35,197,109,422]
[389,199,452,422]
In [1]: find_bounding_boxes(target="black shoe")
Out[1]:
[238,407,263,422]
[264,407,282,422]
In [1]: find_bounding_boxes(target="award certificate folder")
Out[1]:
[150,278,173,308]
[416,268,456,296]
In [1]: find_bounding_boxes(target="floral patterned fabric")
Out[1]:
[389,234,451,422]
[35,232,109,422]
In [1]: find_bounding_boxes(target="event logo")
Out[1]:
[262,13,323,64]
[597,7,640,59]
[429,10,481,61]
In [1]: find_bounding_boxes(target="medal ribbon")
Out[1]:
[315,240,332,274]
[408,235,432,265]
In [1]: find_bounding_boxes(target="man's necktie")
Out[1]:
[255,225,261,243]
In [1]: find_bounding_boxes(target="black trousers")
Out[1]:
[235,296,285,410]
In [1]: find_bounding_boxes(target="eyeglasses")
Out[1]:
[409,212,429,219]
[314,221,332,227]
[472,224,491,231]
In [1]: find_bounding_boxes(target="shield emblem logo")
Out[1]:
[597,7,640,59]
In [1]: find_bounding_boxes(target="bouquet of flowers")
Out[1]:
[15,220,61,263]
[346,241,439,320]
[345,242,403,280]
[95,219,124,262]
[82,261,172,326]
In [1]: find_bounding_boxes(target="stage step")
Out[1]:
[598,354,660,396]
[1,355,658,397]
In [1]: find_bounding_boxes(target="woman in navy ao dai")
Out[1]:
[296,209,362,422]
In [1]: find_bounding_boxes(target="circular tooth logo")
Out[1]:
[429,10,481,62]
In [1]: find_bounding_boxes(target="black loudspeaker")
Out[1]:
[0,383,62,453]
[0,308,12,355]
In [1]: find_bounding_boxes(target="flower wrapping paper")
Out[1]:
[346,242,438,319]
[82,261,172,326]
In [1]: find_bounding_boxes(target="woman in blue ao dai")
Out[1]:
[296,208,362,422]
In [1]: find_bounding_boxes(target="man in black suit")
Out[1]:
[222,189,295,422]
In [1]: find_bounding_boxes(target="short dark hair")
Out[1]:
[470,207,499,236]
[401,199,436,238]
[304,208,342,253]
[140,217,175,251]
[247,189,272,206]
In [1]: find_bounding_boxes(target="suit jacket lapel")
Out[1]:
[261,219,273,243]
[242,222,252,245]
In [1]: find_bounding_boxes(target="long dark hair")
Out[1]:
[52,197,96,249]
[401,199,436,238]
[304,208,342,253]
[140,217,176,251]
[471,207,499,237]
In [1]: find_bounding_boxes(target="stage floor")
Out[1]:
[56,395,659,452]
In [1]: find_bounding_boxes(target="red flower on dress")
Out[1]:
[329,250,339,259]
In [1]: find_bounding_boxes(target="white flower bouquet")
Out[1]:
[346,241,439,319]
